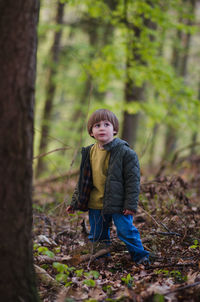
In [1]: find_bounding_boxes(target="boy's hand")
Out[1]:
[66,205,75,214]
[123,209,135,216]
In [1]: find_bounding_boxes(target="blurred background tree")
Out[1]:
[34,0,200,179]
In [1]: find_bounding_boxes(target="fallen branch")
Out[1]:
[80,248,110,262]
[147,262,198,270]
[35,248,111,266]
[164,281,200,295]
[150,231,182,237]
[34,264,64,291]
[36,255,72,264]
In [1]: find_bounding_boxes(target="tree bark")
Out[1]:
[191,79,200,155]
[0,0,39,301]
[36,1,65,178]
[71,14,115,140]
[121,1,156,148]
[163,0,196,160]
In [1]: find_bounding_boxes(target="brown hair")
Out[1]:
[87,109,119,137]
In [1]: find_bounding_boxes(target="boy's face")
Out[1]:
[91,120,116,146]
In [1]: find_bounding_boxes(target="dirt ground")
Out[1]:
[33,155,200,301]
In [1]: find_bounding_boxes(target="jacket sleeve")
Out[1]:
[123,149,140,212]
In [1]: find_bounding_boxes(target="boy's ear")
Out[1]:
[113,131,117,135]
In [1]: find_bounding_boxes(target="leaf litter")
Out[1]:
[33,155,200,301]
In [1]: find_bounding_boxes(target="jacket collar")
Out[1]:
[103,138,129,151]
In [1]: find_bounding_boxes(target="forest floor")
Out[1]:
[33,154,200,302]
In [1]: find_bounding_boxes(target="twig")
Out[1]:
[33,147,71,160]
[150,231,182,237]
[81,248,111,263]
[34,169,79,186]
[138,205,160,227]
[171,142,200,165]
[160,222,171,233]
[164,281,200,295]
[138,206,181,236]
[147,262,198,270]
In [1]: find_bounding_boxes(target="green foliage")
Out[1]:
[53,262,75,285]
[83,279,96,287]
[121,273,134,288]
[84,270,100,279]
[53,263,100,288]
[153,294,165,302]
[155,269,187,283]
[75,269,84,277]
[53,262,70,274]
[34,245,55,258]
[102,285,113,296]
[34,0,200,176]
[190,239,200,249]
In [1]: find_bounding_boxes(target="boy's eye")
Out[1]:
[104,122,110,127]
[94,123,100,128]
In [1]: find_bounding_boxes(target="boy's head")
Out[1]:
[87,109,119,138]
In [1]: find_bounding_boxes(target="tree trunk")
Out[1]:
[71,15,114,137]
[0,1,39,301]
[163,0,196,160]
[121,21,144,147]
[36,1,65,178]
[191,79,200,155]
[121,1,156,148]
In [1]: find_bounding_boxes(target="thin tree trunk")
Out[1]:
[72,16,115,134]
[0,0,39,301]
[149,124,159,167]
[163,0,196,160]
[121,1,156,148]
[121,11,144,148]
[121,71,143,148]
[191,79,200,155]
[36,1,65,177]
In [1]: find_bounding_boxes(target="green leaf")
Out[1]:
[38,246,48,253]
[84,270,100,279]
[33,243,40,251]
[55,273,68,283]
[43,250,55,258]
[90,270,100,279]
[75,269,84,277]
[153,293,165,302]
[53,262,69,273]
[190,245,197,249]
[83,279,96,287]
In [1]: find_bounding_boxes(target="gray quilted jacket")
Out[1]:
[71,138,140,214]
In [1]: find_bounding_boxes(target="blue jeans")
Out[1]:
[88,209,149,263]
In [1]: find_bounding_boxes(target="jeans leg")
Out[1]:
[88,209,111,244]
[112,213,149,263]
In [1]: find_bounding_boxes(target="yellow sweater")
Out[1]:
[88,143,110,209]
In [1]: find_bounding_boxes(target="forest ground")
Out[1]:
[33,154,200,302]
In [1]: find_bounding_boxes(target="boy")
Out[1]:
[67,109,149,264]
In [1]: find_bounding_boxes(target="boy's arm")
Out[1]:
[123,149,140,213]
